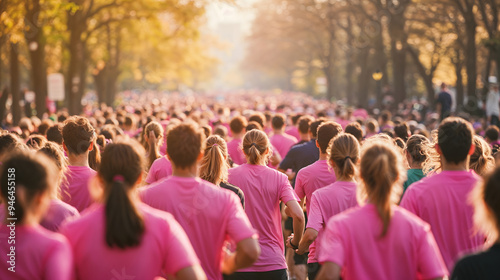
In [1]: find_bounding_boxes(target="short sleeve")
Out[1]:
[44,238,74,280]
[294,170,306,199]
[306,192,323,232]
[399,187,418,215]
[318,218,345,266]
[417,224,449,278]
[162,216,200,275]
[145,163,158,184]
[225,192,258,243]
[279,174,300,204]
[279,148,295,170]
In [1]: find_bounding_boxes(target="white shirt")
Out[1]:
[486,90,500,117]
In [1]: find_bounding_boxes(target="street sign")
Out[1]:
[47,73,65,101]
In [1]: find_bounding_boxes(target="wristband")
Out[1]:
[290,239,299,250]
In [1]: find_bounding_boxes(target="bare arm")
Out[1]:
[296,228,318,255]
[172,265,207,280]
[285,200,305,247]
[277,168,296,181]
[316,262,341,280]
[221,237,260,275]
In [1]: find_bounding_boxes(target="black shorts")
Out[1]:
[224,269,288,280]
[307,262,322,280]
[294,251,308,265]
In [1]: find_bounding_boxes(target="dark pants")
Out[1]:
[225,269,288,280]
[491,115,500,128]
[307,262,322,280]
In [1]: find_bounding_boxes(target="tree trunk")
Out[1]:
[325,66,335,101]
[374,31,389,87]
[357,48,371,108]
[10,43,21,124]
[407,47,435,104]
[25,0,48,118]
[465,18,477,99]
[455,48,465,110]
[0,87,9,122]
[66,8,86,115]
[388,12,407,104]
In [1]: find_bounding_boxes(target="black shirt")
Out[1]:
[279,139,320,187]
[451,243,500,280]
[437,91,452,120]
[220,182,245,209]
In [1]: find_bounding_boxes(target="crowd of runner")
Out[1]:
[0,90,499,280]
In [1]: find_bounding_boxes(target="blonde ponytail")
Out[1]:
[199,135,229,185]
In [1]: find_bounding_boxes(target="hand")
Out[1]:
[220,242,236,275]
[286,234,298,250]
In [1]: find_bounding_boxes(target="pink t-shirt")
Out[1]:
[60,203,199,279]
[306,181,357,263]
[400,170,484,271]
[41,199,79,232]
[270,133,298,160]
[140,176,257,280]
[228,164,299,272]
[295,160,336,214]
[0,224,73,280]
[319,204,448,280]
[285,126,300,140]
[352,108,368,120]
[400,171,484,270]
[145,157,172,184]
[61,165,96,212]
[227,138,246,165]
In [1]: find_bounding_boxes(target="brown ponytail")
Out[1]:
[242,129,270,165]
[199,135,229,185]
[360,139,406,237]
[143,122,164,170]
[99,141,146,249]
[328,133,360,180]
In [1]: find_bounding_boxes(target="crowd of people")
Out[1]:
[0,90,499,280]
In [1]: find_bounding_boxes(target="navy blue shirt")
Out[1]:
[279,139,319,187]
[437,91,452,120]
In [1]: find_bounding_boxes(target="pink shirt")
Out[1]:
[319,204,448,280]
[307,181,357,263]
[140,176,256,280]
[295,160,336,214]
[61,165,96,212]
[400,170,484,271]
[60,203,199,279]
[0,224,73,280]
[285,126,300,140]
[352,108,368,120]
[145,156,172,184]
[227,138,246,165]
[41,199,79,232]
[228,164,299,272]
[270,133,298,160]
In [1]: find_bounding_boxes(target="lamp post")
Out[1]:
[372,69,383,109]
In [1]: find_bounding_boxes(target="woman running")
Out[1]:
[316,139,448,280]
[60,140,206,280]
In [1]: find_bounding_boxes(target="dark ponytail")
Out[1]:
[105,178,144,248]
[99,142,146,249]
[0,152,56,224]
